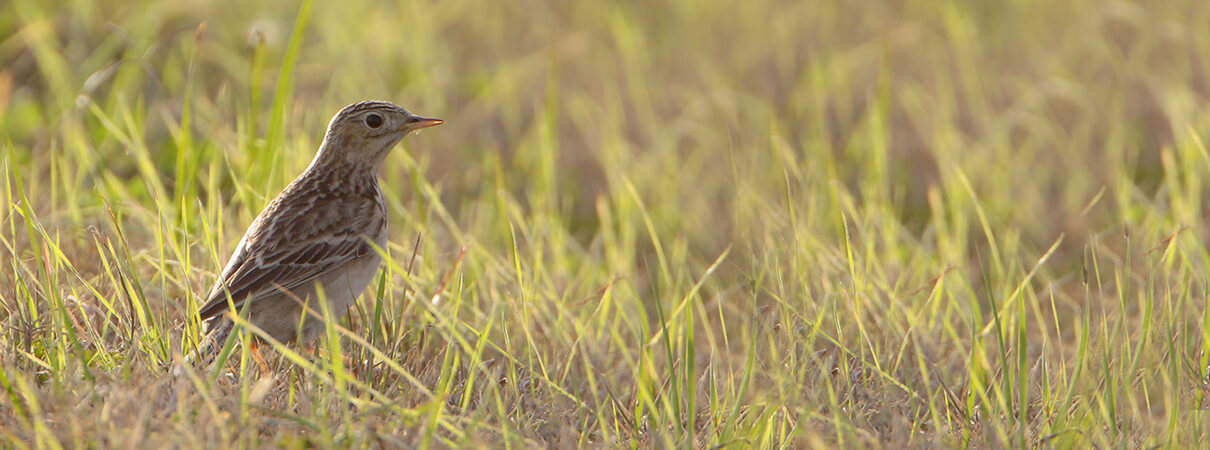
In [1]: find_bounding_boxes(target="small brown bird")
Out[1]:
[184,100,442,369]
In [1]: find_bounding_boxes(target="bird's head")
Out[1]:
[315,100,443,170]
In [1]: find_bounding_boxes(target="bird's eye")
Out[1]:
[365,113,384,129]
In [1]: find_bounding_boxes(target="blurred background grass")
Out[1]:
[4,0,1210,447]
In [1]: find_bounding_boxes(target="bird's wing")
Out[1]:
[197,182,384,321]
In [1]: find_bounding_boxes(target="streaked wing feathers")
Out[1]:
[197,177,383,321]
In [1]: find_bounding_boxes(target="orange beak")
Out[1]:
[402,116,444,132]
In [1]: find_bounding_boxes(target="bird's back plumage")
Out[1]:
[197,170,386,322]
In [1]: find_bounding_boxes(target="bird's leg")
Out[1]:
[348,348,365,378]
[308,340,363,377]
[249,339,272,374]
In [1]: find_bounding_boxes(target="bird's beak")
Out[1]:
[401,116,444,132]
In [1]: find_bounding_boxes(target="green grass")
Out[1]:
[3,0,1210,447]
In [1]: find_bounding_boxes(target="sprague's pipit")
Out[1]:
[183,100,442,370]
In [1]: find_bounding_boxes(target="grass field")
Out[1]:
[4,0,1210,447]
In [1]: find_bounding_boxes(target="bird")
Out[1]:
[181,100,443,371]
